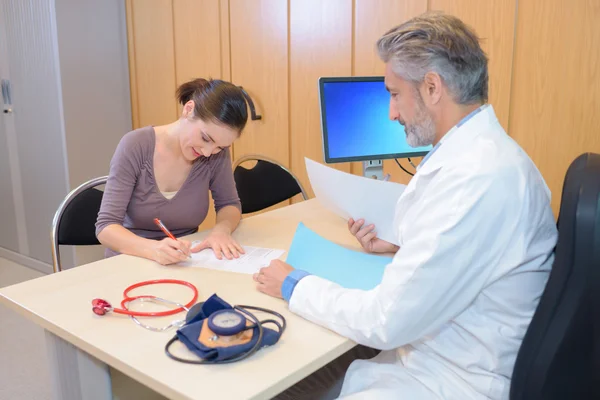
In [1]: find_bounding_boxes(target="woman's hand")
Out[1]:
[191,227,245,260]
[153,237,192,265]
[348,218,400,254]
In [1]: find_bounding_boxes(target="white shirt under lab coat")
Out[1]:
[289,106,558,399]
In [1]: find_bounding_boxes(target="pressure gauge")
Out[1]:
[208,309,246,336]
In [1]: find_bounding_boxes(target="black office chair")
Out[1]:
[510,153,600,400]
[233,155,308,214]
[50,176,108,273]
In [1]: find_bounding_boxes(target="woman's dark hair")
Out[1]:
[176,78,248,133]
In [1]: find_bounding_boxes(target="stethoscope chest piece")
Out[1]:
[92,298,113,316]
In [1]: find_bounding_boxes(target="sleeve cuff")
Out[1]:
[281,269,311,302]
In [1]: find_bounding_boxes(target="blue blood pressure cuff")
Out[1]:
[174,294,281,362]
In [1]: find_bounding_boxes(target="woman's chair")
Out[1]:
[50,176,108,273]
[510,153,600,400]
[233,155,308,214]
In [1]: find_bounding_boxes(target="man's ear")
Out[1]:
[422,72,443,105]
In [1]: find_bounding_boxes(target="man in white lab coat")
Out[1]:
[255,12,558,400]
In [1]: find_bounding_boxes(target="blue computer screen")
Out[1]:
[319,77,431,163]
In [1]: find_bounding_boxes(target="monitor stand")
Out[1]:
[363,160,384,179]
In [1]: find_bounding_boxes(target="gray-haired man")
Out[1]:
[264,12,557,400]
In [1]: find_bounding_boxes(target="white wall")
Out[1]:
[54,0,132,268]
[0,0,132,272]
[1,0,72,266]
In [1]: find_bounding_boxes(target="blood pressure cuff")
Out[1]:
[176,294,280,361]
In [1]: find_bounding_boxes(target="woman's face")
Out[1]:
[179,102,239,161]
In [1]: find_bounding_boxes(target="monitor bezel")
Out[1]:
[318,76,430,163]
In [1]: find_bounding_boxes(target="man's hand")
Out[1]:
[253,260,294,298]
[348,218,399,254]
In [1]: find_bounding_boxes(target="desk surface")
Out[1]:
[0,200,366,400]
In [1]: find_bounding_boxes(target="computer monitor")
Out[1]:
[318,76,432,178]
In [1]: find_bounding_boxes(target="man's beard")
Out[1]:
[405,91,436,148]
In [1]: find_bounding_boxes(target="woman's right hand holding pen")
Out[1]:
[152,237,191,265]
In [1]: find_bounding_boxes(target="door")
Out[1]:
[0,1,23,254]
[1,0,71,264]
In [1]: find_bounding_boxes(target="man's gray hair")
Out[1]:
[377,12,488,105]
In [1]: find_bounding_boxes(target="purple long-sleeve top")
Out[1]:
[95,126,241,257]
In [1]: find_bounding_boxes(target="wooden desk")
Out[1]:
[0,200,362,400]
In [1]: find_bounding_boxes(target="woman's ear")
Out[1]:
[182,100,196,119]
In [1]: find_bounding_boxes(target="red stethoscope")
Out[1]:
[91,279,199,331]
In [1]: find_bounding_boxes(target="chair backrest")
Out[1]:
[50,176,108,273]
[510,153,600,400]
[233,155,308,214]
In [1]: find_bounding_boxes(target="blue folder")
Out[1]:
[285,223,393,290]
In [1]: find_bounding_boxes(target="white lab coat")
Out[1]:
[289,106,558,399]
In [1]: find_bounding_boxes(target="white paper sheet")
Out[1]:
[178,244,285,274]
[305,157,406,245]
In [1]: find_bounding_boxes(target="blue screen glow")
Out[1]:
[321,79,432,161]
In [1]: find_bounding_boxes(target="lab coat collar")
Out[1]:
[416,105,498,176]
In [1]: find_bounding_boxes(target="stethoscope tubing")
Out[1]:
[96,279,198,317]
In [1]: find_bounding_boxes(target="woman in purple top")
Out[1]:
[96,78,247,265]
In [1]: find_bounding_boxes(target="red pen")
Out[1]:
[154,218,191,258]
[154,218,177,240]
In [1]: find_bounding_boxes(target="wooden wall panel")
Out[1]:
[219,0,231,80]
[174,0,228,231]
[354,0,427,76]
[428,0,517,131]
[509,0,600,215]
[229,0,288,165]
[354,0,427,183]
[127,0,177,128]
[290,0,353,198]
[125,0,139,128]
[173,0,222,86]
[125,0,600,221]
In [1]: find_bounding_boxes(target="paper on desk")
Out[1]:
[178,243,285,274]
[305,158,405,245]
[286,223,392,290]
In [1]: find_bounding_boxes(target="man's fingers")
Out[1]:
[255,282,268,294]
[253,270,267,284]
[348,219,364,235]
[355,224,375,240]
[361,231,377,248]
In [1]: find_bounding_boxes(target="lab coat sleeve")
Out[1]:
[288,166,523,350]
